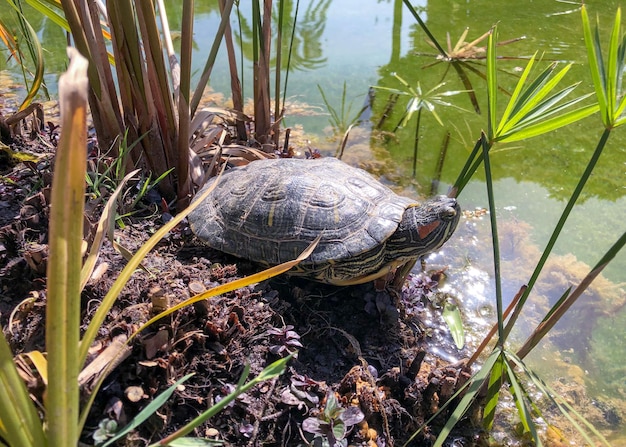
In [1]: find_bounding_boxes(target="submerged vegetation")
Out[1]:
[0,1,624,446]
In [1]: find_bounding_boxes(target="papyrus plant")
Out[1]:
[404,5,624,447]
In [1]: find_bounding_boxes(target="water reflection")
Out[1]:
[1,0,625,441]
[235,0,330,71]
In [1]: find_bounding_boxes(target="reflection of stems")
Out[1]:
[402,0,447,57]
[412,108,422,177]
[430,131,450,195]
[390,0,402,65]
[376,93,399,129]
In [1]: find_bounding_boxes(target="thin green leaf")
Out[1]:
[606,7,621,120]
[24,0,70,31]
[617,34,626,97]
[402,0,447,57]
[613,96,626,125]
[482,352,505,431]
[80,169,141,291]
[505,83,579,129]
[78,166,225,365]
[131,235,320,338]
[496,103,599,142]
[442,301,465,349]
[402,347,501,447]
[429,348,502,447]
[497,54,540,130]
[507,353,612,447]
[102,374,196,447]
[487,28,498,141]
[0,335,46,447]
[151,356,291,446]
[509,62,563,113]
[452,138,482,195]
[4,2,46,110]
[504,91,595,132]
[542,287,571,323]
[505,365,541,444]
[498,63,572,136]
[582,5,609,123]
[190,0,235,115]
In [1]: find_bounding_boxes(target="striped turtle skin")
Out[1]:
[188,157,460,286]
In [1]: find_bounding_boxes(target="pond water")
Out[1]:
[1,0,625,444]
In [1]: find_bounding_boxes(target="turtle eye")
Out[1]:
[441,207,457,220]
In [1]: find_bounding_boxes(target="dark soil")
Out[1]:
[1,125,484,446]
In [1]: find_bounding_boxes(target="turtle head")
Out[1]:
[387,195,461,260]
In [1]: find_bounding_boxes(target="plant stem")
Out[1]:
[480,133,505,345]
[503,127,612,339]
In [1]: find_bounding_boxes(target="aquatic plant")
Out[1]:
[403,5,624,447]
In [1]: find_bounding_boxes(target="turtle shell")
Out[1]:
[188,157,416,276]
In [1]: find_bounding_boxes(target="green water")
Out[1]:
[2,0,625,443]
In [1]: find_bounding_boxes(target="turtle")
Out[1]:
[188,157,460,286]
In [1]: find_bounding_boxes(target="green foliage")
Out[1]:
[85,130,174,226]
[582,6,626,128]
[302,390,364,447]
[441,299,465,349]
[317,81,363,136]
[403,5,623,447]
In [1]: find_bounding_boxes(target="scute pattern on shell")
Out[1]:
[189,157,416,266]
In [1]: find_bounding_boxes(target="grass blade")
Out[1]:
[152,356,291,445]
[102,374,196,447]
[0,335,45,447]
[505,360,541,445]
[132,235,321,337]
[80,169,141,291]
[582,5,608,123]
[497,103,599,142]
[482,352,505,430]
[429,348,502,447]
[487,27,498,141]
